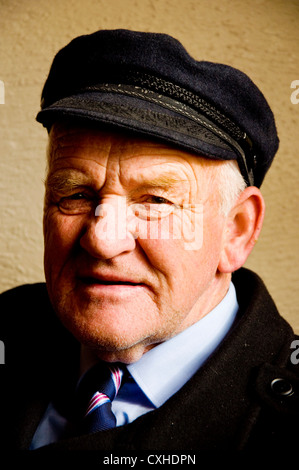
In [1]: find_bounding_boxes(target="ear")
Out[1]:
[218,186,265,273]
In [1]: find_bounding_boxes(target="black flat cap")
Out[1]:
[36,29,279,187]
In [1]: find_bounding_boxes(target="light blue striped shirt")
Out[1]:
[31,282,238,449]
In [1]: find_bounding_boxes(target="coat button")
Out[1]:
[270,378,294,397]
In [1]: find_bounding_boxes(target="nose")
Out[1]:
[80,197,136,260]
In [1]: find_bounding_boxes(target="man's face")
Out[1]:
[44,123,230,363]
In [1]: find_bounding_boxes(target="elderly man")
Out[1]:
[0,29,298,458]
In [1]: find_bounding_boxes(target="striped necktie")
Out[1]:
[75,362,123,434]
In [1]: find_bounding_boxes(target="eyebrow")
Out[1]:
[45,170,93,193]
[45,169,190,195]
[128,174,190,193]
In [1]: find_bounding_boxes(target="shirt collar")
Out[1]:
[127,282,239,407]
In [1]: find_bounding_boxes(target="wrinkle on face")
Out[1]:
[43,123,230,362]
[47,125,213,207]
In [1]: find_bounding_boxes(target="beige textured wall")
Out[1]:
[0,0,298,331]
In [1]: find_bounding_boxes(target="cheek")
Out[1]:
[159,213,224,287]
[138,235,200,294]
[140,208,223,273]
[43,211,83,274]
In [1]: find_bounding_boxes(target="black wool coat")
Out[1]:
[0,268,298,463]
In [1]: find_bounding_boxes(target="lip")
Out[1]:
[77,275,147,299]
[77,272,147,288]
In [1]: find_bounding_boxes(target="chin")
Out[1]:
[79,329,153,364]
[51,289,167,362]
[59,309,154,362]
[91,346,151,365]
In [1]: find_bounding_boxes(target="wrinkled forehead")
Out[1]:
[47,122,223,194]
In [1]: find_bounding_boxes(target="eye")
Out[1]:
[130,195,176,221]
[57,192,96,214]
[146,195,172,205]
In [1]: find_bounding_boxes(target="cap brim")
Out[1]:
[36,91,239,162]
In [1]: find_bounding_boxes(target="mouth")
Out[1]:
[82,277,141,287]
[77,276,147,298]
[77,271,148,290]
